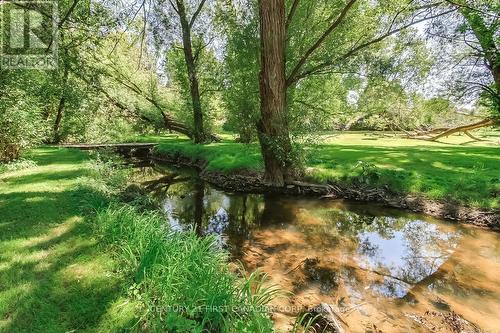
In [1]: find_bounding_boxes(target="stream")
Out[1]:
[132,162,500,332]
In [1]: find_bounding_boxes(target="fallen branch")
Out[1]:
[429,118,496,141]
[408,118,496,141]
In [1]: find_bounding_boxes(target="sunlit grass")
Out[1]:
[0,147,277,332]
[305,132,499,209]
[147,131,499,209]
[153,137,264,172]
[0,148,127,332]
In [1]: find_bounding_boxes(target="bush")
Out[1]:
[0,158,37,173]
[0,87,45,162]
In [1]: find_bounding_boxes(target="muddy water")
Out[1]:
[133,164,500,333]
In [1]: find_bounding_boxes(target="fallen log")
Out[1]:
[428,118,496,141]
[408,118,496,141]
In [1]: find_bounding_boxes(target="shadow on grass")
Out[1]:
[308,144,500,208]
[2,169,89,186]
[24,148,89,167]
[0,148,135,332]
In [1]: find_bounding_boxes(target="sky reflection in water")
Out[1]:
[134,164,499,332]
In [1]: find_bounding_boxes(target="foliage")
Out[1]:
[0,158,37,173]
[0,71,49,161]
[216,0,260,143]
[167,43,224,134]
[425,0,499,114]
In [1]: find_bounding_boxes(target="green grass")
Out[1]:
[143,131,500,209]
[150,136,264,172]
[306,132,500,209]
[95,205,275,333]
[0,147,276,332]
[0,148,136,332]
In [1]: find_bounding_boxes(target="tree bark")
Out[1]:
[429,118,495,141]
[257,0,294,186]
[176,0,206,143]
[53,63,69,143]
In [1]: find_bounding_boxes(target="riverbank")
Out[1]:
[0,148,275,332]
[145,132,500,229]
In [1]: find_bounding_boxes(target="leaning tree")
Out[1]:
[410,0,499,141]
[151,0,215,143]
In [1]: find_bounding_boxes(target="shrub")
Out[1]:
[0,88,45,162]
[0,158,37,173]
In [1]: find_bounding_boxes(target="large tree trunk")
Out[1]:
[176,0,205,144]
[53,63,69,143]
[257,0,294,186]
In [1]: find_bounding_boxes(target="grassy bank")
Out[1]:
[0,148,275,332]
[140,131,499,209]
[0,148,133,332]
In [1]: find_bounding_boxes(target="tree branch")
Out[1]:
[286,0,301,32]
[291,8,457,84]
[168,0,179,15]
[59,0,80,29]
[444,0,499,18]
[286,0,358,86]
[189,0,207,28]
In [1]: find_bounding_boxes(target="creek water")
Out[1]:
[132,163,500,333]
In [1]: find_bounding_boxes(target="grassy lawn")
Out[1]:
[0,147,275,332]
[137,131,499,209]
[0,133,497,331]
[306,132,499,209]
[0,148,135,333]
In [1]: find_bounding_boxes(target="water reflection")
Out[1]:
[133,164,500,332]
[354,219,460,297]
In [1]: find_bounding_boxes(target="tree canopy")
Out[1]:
[1,0,498,173]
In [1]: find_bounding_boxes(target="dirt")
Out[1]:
[151,151,500,230]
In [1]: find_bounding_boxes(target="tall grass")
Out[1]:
[94,205,275,332]
[83,153,276,332]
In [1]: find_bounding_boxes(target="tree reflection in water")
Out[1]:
[134,163,500,332]
[151,166,461,297]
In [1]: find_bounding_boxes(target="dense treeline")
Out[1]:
[1,0,498,178]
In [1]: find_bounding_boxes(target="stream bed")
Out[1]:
[132,162,500,332]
